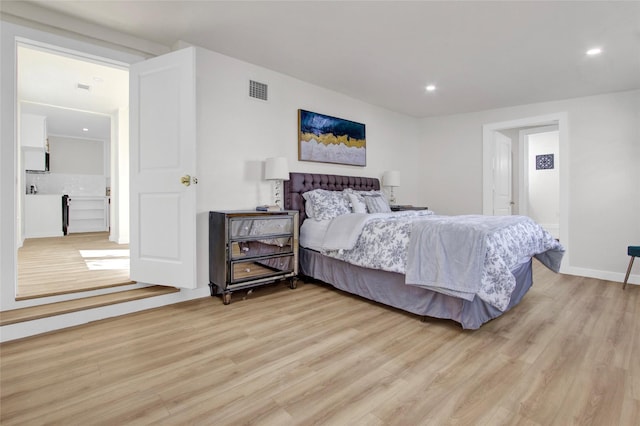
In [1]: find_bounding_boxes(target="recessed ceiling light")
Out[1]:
[82,128,89,132]
[425,84,436,92]
[586,47,602,56]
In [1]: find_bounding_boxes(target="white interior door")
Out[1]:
[129,47,197,289]
[493,132,513,215]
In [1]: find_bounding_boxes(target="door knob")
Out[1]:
[180,175,191,187]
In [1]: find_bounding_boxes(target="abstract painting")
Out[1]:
[298,109,366,166]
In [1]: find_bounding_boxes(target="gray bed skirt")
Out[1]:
[299,247,533,330]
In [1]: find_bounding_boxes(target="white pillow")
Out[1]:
[302,189,351,221]
[346,192,368,213]
[304,200,315,219]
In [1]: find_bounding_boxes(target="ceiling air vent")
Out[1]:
[77,82,91,91]
[249,80,268,101]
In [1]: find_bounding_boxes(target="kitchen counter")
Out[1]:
[24,194,63,238]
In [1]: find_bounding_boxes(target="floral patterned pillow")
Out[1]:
[302,189,351,221]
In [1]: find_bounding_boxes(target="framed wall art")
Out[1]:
[536,153,554,170]
[298,109,366,166]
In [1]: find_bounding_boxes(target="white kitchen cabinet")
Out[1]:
[21,114,47,148]
[24,194,63,238]
[21,113,48,172]
[68,196,109,233]
[23,149,47,172]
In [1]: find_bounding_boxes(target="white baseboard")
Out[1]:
[561,265,639,286]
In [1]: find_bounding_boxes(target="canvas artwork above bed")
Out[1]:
[284,172,564,329]
[298,110,367,167]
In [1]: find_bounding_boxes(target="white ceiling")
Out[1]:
[18,45,128,140]
[7,1,640,124]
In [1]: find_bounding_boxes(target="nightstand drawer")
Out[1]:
[231,255,294,283]
[230,217,293,239]
[230,238,293,260]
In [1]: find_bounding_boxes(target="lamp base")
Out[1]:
[272,180,282,208]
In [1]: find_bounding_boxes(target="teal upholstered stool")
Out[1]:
[623,246,640,289]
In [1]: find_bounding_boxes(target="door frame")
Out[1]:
[1,21,144,311]
[482,112,569,273]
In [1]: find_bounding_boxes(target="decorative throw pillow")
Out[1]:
[302,189,351,221]
[362,193,391,213]
[346,192,368,213]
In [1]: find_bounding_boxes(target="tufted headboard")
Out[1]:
[284,172,380,224]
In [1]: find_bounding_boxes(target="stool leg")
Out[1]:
[623,256,635,290]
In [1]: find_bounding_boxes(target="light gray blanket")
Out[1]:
[405,215,560,307]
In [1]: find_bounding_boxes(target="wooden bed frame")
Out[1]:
[283,172,534,329]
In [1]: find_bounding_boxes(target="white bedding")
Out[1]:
[299,219,331,250]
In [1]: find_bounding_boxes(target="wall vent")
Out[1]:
[249,80,268,101]
[77,83,91,91]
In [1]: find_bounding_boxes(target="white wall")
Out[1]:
[420,90,640,281]
[193,46,422,287]
[111,107,129,244]
[527,130,559,235]
[49,135,104,174]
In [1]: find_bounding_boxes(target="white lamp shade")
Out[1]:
[265,157,289,181]
[383,170,400,187]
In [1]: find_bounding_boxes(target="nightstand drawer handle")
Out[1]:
[245,268,251,272]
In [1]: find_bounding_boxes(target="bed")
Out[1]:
[283,172,564,329]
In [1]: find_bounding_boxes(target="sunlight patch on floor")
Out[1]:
[84,258,130,270]
[80,249,130,270]
[79,249,130,258]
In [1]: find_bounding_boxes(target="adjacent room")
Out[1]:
[16,43,132,299]
[1,1,638,424]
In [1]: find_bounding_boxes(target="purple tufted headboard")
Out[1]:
[284,172,380,224]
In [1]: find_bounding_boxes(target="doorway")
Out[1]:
[482,113,569,272]
[16,41,131,299]
[520,126,560,239]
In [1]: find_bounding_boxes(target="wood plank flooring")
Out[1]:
[17,232,132,299]
[1,262,638,425]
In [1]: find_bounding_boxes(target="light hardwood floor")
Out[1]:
[1,262,638,425]
[17,232,132,299]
